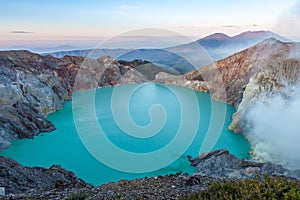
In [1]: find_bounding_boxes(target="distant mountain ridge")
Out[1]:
[6,45,81,54]
[200,30,291,48]
[43,48,131,59]
[168,30,292,61]
[45,48,197,74]
[44,31,292,73]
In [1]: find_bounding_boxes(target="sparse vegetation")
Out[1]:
[182,175,300,200]
[66,191,87,200]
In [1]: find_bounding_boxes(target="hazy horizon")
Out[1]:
[1,0,299,51]
[0,29,296,53]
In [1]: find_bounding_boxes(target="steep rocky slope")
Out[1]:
[184,38,294,106]
[229,59,300,133]
[156,38,298,109]
[0,51,70,150]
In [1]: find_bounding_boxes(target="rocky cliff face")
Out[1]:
[229,59,300,133]
[0,52,85,149]
[184,38,293,106]
[0,51,70,150]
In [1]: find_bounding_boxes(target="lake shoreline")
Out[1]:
[2,149,300,199]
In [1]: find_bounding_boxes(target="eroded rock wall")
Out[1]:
[229,59,300,133]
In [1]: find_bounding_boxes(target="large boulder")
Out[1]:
[189,149,300,179]
[0,156,87,194]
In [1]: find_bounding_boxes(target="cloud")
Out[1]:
[221,25,241,28]
[293,0,300,18]
[273,0,300,40]
[10,31,33,34]
[113,4,139,14]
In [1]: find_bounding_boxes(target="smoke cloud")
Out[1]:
[289,43,300,59]
[246,86,300,169]
[273,0,300,41]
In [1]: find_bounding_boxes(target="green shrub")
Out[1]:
[183,175,300,200]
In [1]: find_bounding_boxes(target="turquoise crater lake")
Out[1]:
[1,83,250,185]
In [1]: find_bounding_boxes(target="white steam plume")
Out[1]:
[247,86,300,169]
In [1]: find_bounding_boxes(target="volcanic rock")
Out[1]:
[0,156,87,194]
[189,149,300,180]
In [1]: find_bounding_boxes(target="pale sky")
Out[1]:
[0,0,299,49]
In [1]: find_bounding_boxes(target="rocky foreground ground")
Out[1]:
[1,149,300,199]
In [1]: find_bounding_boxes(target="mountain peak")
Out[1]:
[256,37,285,47]
[202,33,230,40]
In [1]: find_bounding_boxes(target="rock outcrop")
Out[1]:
[189,149,300,180]
[0,156,87,194]
[0,51,71,150]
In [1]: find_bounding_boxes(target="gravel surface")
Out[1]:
[3,173,217,200]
